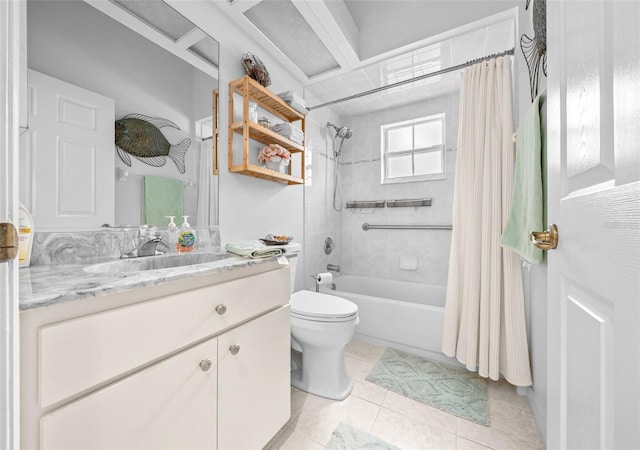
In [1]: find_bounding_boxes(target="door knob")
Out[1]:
[529,224,558,250]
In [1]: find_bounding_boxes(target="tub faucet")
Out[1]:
[327,263,341,273]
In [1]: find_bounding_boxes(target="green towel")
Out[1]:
[225,240,285,258]
[501,96,544,264]
[143,176,183,227]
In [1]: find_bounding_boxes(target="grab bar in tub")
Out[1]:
[362,223,453,231]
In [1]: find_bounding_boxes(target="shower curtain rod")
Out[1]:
[307,48,515,111]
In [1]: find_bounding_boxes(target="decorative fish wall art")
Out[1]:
[520,0,547,102]
[115,113,191,174]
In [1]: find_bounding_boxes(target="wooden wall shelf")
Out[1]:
[228,76,306,185]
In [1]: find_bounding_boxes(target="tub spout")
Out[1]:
[327,264,341,273]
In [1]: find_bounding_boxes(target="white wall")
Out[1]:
[169,1,306,290]
[27,1,216,227]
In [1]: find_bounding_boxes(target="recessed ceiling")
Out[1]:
[112,0,194,41]
[102,0,220,76]
[243,0,340,78]
[343,0,520,60]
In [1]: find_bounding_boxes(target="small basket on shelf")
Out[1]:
[242,52,271,87]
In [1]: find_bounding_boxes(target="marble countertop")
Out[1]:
[19,253,278,312]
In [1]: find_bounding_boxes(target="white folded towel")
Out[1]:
[271,123,304,144]
[225,240,285,258]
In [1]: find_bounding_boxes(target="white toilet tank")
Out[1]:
[283,242,301,293]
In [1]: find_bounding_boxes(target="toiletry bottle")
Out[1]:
[249,102,259,123]
[165,216,179,251]
[176,216,195,253]
[18,203,34,268]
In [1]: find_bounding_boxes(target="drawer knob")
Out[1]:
[199,359,213,372]
[229,344,240,355]
[215,304,227,315]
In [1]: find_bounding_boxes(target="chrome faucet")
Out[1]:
[121,224,163,258]
[137,224,163,257]
[327,263,341,272]
[137,236,162,257]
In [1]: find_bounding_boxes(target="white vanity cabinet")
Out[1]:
[21,264,291,450]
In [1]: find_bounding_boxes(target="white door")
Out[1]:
[0,1,25,449]
[546,1,640,449]
[22,70,115,229]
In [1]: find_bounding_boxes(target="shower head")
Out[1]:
[337,126,352,139]
[327,122,353,140]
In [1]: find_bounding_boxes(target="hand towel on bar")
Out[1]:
[225,240,285,258]
[143,176,183,227]
[500,96,544,264]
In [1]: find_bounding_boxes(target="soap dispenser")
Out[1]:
[18,203,34,268]
[176,216,195,253]
[165,216,179,250]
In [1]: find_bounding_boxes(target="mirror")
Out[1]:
[23,0,219,229]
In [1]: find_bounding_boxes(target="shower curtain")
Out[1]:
[442,56,532,386]
[196,139,217,227]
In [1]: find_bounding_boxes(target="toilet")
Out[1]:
[285,244,359,400]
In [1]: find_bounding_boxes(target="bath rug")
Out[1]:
[325,423,401,450]
[365,348,488,426]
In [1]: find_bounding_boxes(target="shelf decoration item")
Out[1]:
[114,113,191,174]
[258,116,271,128]
[520,0,547,102]
[242,52,271,87]
[259,144,290,173]
[260,234,293,246]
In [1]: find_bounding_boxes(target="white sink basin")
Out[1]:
[84,253,231,273]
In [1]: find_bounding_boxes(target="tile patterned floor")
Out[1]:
[266,340,545,450]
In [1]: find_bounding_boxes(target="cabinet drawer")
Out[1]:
[39,267,289,408]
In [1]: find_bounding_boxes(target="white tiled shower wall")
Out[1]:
[333,91,460,286]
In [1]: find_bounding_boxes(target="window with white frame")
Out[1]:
[381,114,445,183]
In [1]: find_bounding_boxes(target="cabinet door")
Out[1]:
[41,338,217,450]
[218,306,291,450]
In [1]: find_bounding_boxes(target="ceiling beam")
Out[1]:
[291,0,360,71]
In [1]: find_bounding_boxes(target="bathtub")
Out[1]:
[319,275,450,362]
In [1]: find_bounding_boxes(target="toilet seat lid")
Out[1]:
[290,290,358,320]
